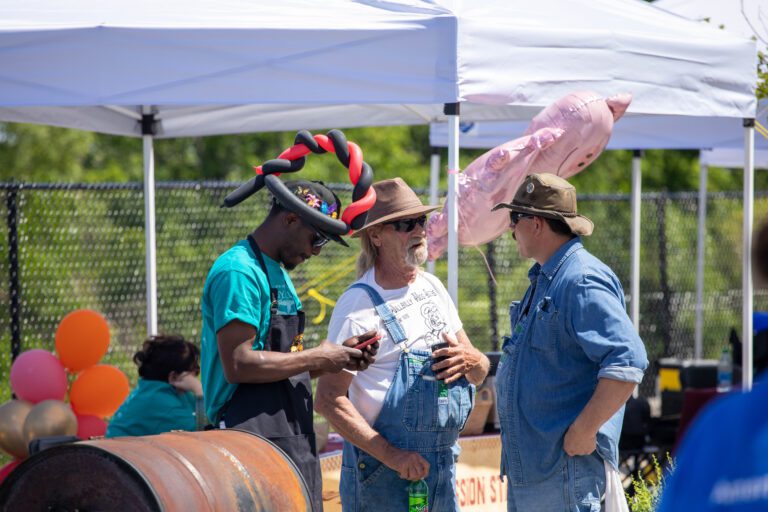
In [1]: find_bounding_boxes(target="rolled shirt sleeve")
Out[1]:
[568,273,648,384]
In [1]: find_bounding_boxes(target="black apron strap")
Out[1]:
[248,234,279,316]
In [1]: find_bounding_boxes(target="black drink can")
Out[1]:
[431,341,449,364]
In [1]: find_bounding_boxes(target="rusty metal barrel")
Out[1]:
[0,429,311,511]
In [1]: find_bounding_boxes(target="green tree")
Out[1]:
[758,51,768,100]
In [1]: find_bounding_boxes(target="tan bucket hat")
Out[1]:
[352,177,439,236]
[492,173,593,236]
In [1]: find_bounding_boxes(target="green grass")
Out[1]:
[627,454,675,512]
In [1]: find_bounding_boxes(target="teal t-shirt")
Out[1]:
[105,378,197,437]
[200,239,301,424]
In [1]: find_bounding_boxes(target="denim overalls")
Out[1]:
[340,283,474,512]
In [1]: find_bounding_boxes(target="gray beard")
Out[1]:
[405,243,428,267]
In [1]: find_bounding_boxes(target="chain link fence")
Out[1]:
[2,182,766,401]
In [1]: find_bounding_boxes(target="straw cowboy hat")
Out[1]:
[352,178,439,236]
[492,173,593,236]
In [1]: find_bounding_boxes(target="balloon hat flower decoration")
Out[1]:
[222,129,376,235]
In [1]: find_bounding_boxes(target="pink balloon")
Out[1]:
[10,349,68,404]
[76,414,108,440]
[0,459,22,485]
[427,91,632,260]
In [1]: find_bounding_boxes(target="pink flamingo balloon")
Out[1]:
[427,91,631,260]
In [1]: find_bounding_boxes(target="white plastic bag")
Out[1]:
[604,460,630,512]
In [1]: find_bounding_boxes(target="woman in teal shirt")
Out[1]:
[106,334,203,437]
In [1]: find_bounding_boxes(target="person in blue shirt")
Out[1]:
[657,372,768,511]
[106,334,203,437]
[492,173,648,511]
[658,219,768,511]
[201,180,377,512]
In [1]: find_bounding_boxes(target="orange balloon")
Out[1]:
[55,309,110,372]
[69,365,129,418]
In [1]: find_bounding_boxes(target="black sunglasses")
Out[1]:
[311,231,330,248]
[509,211,535,226]
[386,215,427,232]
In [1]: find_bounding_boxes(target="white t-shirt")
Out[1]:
[327,268,462,426]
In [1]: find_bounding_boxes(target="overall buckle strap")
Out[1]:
[348,283,407,345]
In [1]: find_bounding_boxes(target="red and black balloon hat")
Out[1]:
[222,129,376,236]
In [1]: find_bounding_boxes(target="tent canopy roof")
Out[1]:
[654,0,767,55]
[0,0,757,138]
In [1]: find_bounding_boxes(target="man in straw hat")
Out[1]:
[492,173,647,511]
[316,177,489,511]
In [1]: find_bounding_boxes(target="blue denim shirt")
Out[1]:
[496,237,648,485]
[658,372,768,512]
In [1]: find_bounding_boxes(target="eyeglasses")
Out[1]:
[301,219,331,249]
[509,212,535,226]
[386,215,427,233]
[311,231,330,248]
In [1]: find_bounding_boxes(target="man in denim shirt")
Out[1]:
[493,173,648,511]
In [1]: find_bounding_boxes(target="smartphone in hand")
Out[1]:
[354,334,381,351]
[431,341,449,363]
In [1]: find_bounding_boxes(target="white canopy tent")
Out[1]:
[653,0,767,56]
[0,0,756,130]
[0,0,757,380]
[0,0,462,337]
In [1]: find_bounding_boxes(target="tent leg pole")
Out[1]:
[445,103,460,308]
[427,147,440,275]
[695,162,707,360]
[630,150,642,331]
[142,107,158,336]
[630,150,642,398]
[743,119,755,391]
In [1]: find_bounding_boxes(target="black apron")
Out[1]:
[223,235,322,512]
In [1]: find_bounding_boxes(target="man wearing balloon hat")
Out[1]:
[315,178,490,511]
[493,173,648,511]
[203,130,379,512]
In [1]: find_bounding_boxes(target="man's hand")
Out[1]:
[431,332,487,384]
[563,420,597,456]
[382,446,430,481]
[313,342,362,374]
[341,330,379,371]
[563,378,636,457]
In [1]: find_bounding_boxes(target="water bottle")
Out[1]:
[408,479,428,512]
[717,347,732,393]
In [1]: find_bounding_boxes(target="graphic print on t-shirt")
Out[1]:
[421,301,448,347]
[327,270,463,426]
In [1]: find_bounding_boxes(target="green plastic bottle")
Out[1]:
[408,479,428,512]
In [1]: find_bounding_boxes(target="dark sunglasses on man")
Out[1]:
[509,211,535,227]
[386,215,427,233]
[311,230,330,248]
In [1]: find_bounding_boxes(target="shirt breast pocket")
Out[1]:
[508,301,521,334]
[529,297,559,351]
